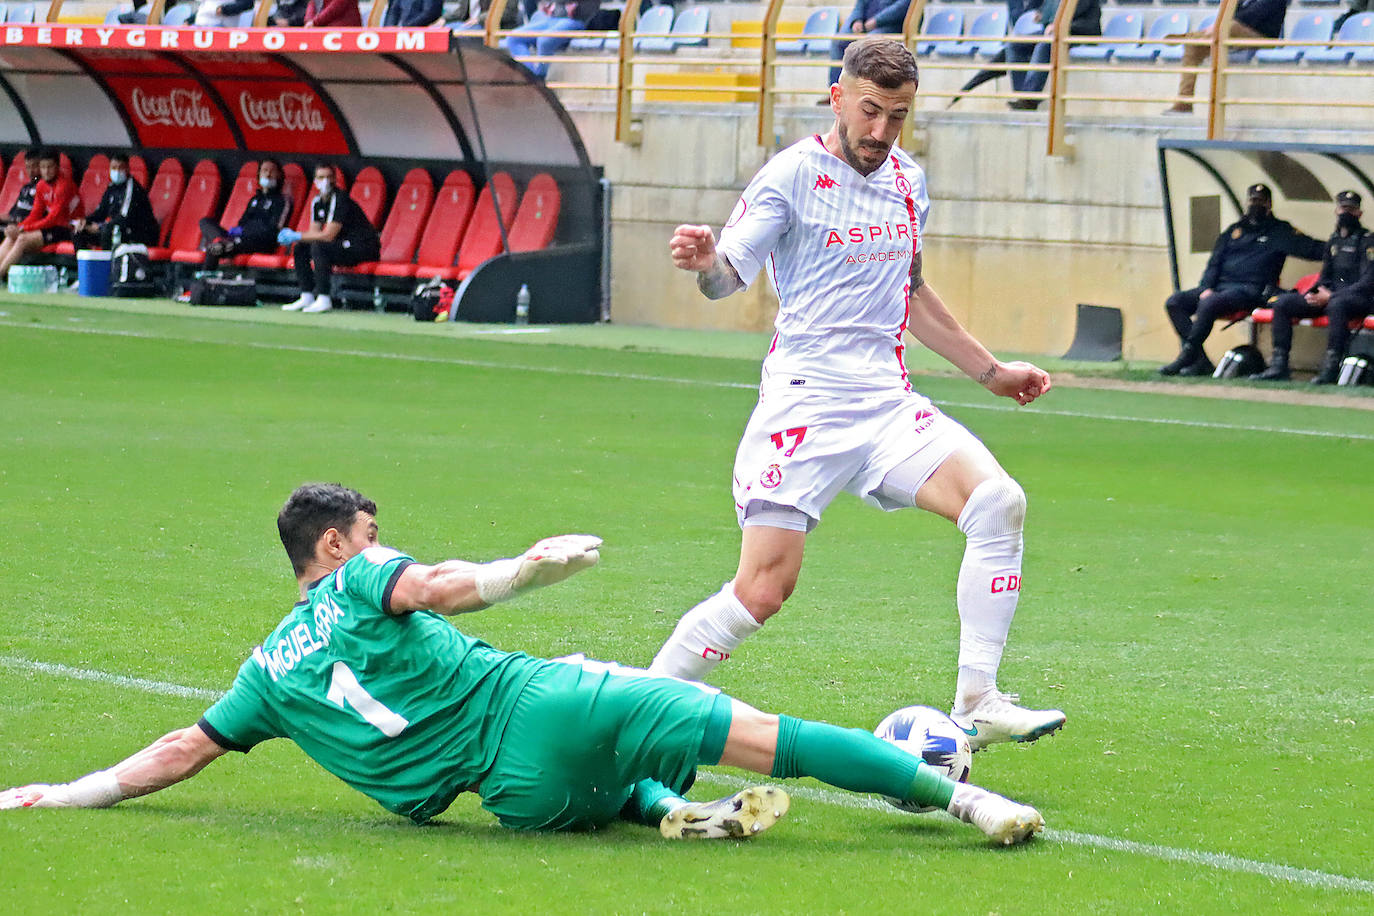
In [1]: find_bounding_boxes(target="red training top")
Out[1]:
[305,0,362,26]
[21,175,80,232]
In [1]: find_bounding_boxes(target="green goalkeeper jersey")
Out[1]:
[199,546,546,823]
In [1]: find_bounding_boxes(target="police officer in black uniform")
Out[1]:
[1160,184,1324,377]
[199,158,290,269]
[1253,191,1373,383]
[279,163,381,314]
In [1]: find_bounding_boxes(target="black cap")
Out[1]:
[1246,183,1272,201]
[1336,190,1362,209]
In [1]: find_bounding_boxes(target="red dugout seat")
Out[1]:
[148,159,187,247]
[77,154,110,217]
[402,171,476,279]
[416,172,516,281]
[172,161,256,264]
[129,155,149,189]
[347,168,436,277]
[507,173,561,253]
[281,163,308,229]
[149,160,221,261]
[0,153,27,216]
[349,166,387,228]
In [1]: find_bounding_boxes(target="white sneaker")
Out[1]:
[282,293,314,312]
[659,786,790,840]
[301,294,333,314]
[947,783,1044,846]
[950,691,1065,751]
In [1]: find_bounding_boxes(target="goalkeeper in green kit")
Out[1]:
[1,483,1043,845]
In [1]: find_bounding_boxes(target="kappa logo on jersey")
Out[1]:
[813,174,841,191]
[760,464,783,489]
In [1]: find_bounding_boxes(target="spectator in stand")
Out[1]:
[73,152,159,251]
[1166,0,1291,114]
[278,164,380,315]
[118,0,192,23]
[195,0,254,25]
[304,0,362,27]
[1006,0,1101,110]
[450,0,521,32]
[0,148,41,230]
[1254,191,1374,384]
[502,0,602,80]
[0,150,81,283]
[271,0,311,26]
[198,159,290,270]
[385,0,444,26]
[1159,183,1323,377]
[825,0,912,91]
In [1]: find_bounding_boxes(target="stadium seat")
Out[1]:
[1305,12,1374,62]
[171,161,256,264]
[0,153,27,217]
[416,171,516,280]
[59,152,73,181]
[147,158,187,247]
[1115,12,1190,62]
[508,173,561,253]
[401,170,477,279]
[937,8,1006,58]
[664,5,710,50]
[129,155,149,189]
[343,168,436,277]
[916,10,964,56]
[1157,11,1213,61]
[77,154,111,217]
[1069,11,1143,60]
[778,7,840,54]
[161,2,194,24]
[1254,13,1334,62]
[349,166,388,228]
[634,4,677,52]
[6,2,34,24]
[149,160,221,261]
[281,163,309,229]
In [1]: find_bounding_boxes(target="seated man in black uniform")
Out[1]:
[0,148,41,230]
[73,152,159,251]
[199,158,290,270]
[1160,184,1323,377]
[279,164,380,315]
[1254,191,1374,383]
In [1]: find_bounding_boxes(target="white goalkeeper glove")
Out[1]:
[474,534,603,604]
[0,770,122,810]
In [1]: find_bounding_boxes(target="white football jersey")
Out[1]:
[717,135,930,394]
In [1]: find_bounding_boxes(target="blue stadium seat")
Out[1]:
[1115,11,1190,61]
[1159,11,1213,60]
[917,9,965,55]
[778,7,841,54]
[1069,11,1143,60]
[162,3,195,24]
[1304,12,1373,62]
[1254,13,1333,62]
[665,5,709,50]
[634,4,676,52]
[6,2,34,24]
[937,8,1006,58]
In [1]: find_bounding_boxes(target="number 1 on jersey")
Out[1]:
[326,661,409,737]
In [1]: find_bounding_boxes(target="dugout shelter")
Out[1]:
[0,26,601,322]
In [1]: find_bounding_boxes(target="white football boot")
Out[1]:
[659,786,790,840]
[947,784,1044,846]
[282,292,314,311]
[301,294,333,314]
[950,691,1066,752]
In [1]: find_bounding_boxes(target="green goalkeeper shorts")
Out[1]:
[478,657,733,831]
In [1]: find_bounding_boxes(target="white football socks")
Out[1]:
[952,478,1026,715]
[648,582,762,681]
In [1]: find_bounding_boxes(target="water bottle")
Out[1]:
[515,284,530,326]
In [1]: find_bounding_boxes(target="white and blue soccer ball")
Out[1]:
[874,705,972,813]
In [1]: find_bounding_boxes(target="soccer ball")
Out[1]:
[874,705,972,813]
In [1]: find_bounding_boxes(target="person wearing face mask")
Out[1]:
[1254,191,1374,384]
[73,152,159,252]
[0,148,82,283]
[1160,184,1324,377]
[198,159,291,270]
[279,164,380,314]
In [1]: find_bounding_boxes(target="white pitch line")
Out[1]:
[3,654,1371,896]
[2,319,1372,442]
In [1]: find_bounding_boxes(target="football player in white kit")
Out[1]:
[649,38,1066,751]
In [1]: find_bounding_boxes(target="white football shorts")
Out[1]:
[731,389,982,528]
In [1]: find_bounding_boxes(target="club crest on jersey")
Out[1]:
[895,174,913,196]
[760,464,783,489]
[813,174,840,191]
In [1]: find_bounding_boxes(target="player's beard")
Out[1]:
[837,123,889,177]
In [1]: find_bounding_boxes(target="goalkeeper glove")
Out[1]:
[474,534,602,604]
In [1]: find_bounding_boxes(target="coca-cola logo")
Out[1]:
[130,87,215,129]
[239,91,325,133]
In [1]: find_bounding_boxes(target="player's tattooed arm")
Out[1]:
[698,254,744,300]
[908,249,926,292]
[976,362,997,385]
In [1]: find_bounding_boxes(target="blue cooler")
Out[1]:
[77,250,113,297]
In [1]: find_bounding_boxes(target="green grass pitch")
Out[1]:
[0,298,1370,914]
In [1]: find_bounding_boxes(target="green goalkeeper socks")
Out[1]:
[769,715,956,810]
[622,779,685,827]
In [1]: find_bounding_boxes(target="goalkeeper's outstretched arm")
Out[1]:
[387,534,602,615]
[1,724,226,810]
